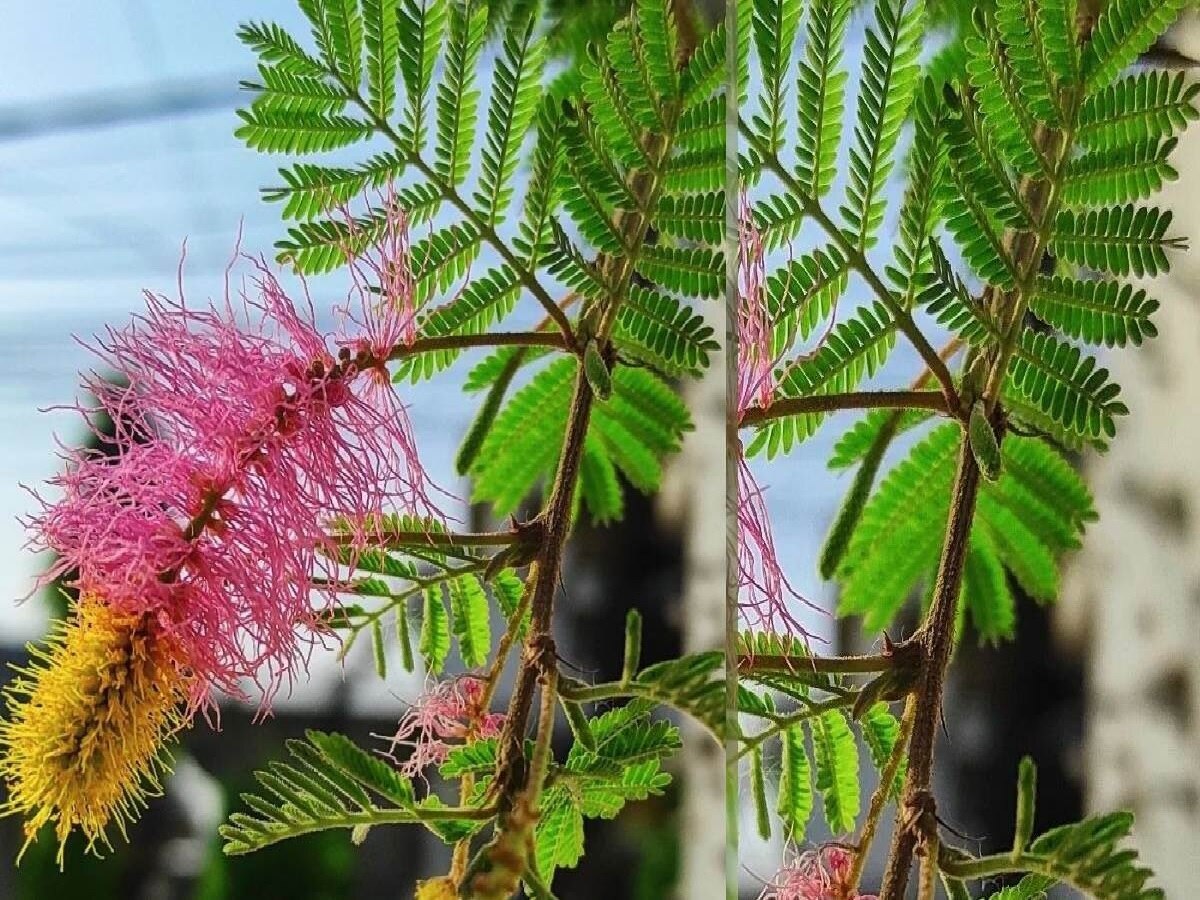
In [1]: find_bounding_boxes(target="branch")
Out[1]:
[739,390,950,427]
[386,331,568,361]
[737,651,910,675]
[493,353,593,809]
[937,846,1061,882]
[877,6,1101,888]
[878,443,981,899]
[329,528,519,549]
[491,91,679,815]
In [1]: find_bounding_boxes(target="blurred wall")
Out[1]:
[1056,15,1200,897]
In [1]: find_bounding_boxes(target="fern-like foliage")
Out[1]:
[237,0,724,521]
[224,641,698,887]
[738,10,1189,892]
[320,514,527,676]
[223,6,727,894]
[437,699,680,883]
[742,0,1194,641]
[741,0,927,458]
[220,730,427,854]
[834,423,1096,638]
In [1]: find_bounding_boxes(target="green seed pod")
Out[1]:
[1014,756,1038,853]
[583,339,612,401]
[968,402,1002,482]
[622,609,643,683]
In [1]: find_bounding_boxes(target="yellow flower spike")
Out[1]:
[0,597,191,864]
[415,876,458,900]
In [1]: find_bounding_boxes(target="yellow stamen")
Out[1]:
[0,597,191,864]
[414,876,458,900]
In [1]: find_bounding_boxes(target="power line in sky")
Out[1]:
[0,74,247,144]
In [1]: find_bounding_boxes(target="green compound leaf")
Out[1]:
[220,730,428,856]
[776,724,814,839]
[809,709,860,835]
[419,585,451,673]
[447,573,490,669]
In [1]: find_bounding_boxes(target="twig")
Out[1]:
[491,93,678,815]
[876,6,1100,888]
[737,651,911,675]
[844,696,916,897]
[739,390,951,427]
[877,442,981,898]
[328,527,519,548]
[386,331,569,360]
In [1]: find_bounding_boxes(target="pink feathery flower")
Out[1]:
[337,184,419,354]
[736,198,817,639]
[759,846,877,900]
[382,676,504,778]
[27,213,441,707]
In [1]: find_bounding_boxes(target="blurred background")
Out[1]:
[0,2,725,898]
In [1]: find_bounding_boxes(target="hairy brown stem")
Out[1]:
[878,443,981,899]
[880,118,1067,900]
[489,2,699,822]
[737,649,916,675]
[492,373,594,809]
[739,389,950,427]
[877,6,1098,885]
[385,330,567,360]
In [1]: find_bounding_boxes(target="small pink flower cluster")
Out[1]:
[383,676,504,777]
[28,205,439,708]
[759,846,877,900]
[737,194,775,415]
[735,199,816,639]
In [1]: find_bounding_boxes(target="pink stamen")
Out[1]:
[758,846,877,900]
[380,675,504,778]
[735,196,819,641]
